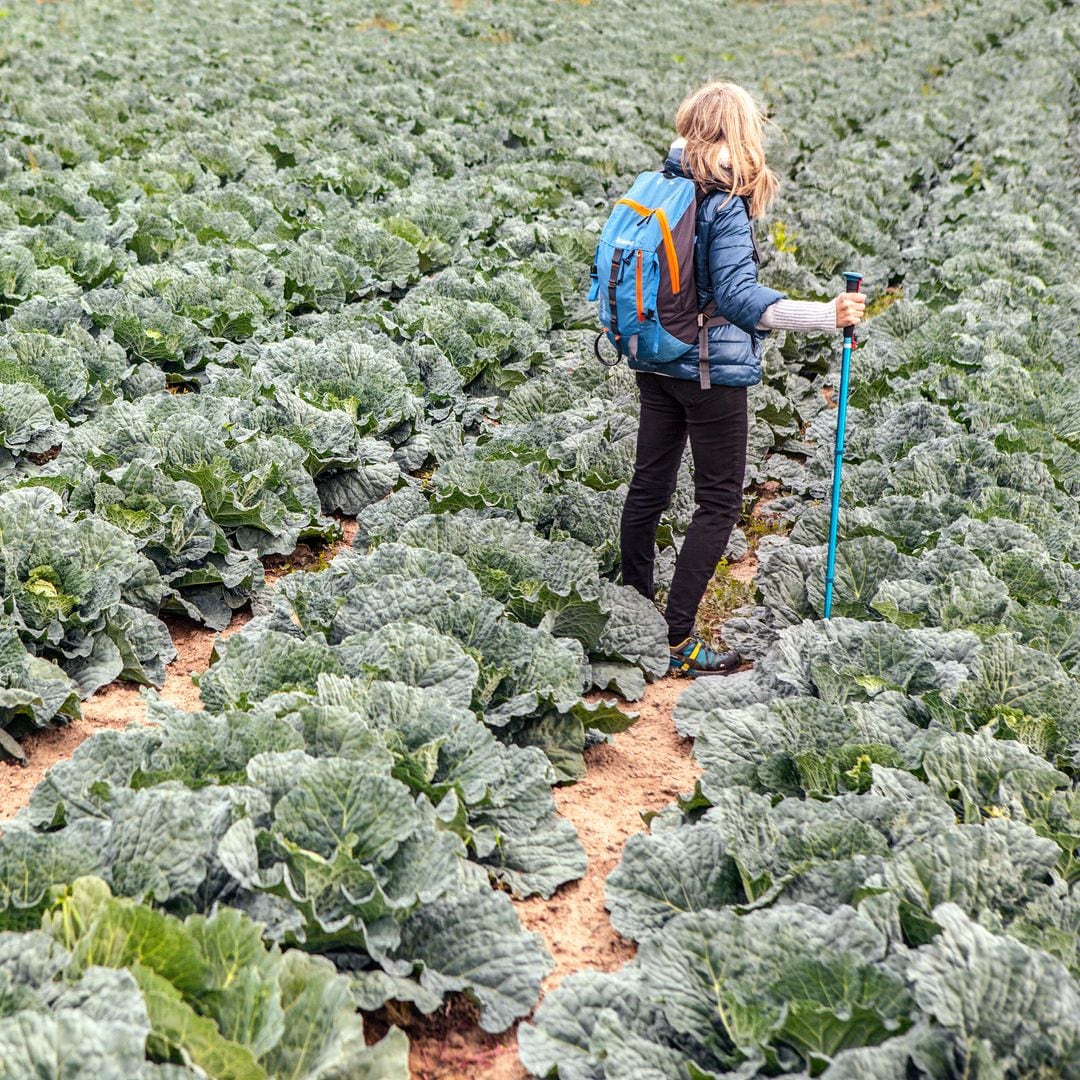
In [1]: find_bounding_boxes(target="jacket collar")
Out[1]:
[663,139,734,188]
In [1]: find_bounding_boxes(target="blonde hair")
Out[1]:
[675,80,779,219]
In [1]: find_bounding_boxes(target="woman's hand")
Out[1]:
[834,292,866,328]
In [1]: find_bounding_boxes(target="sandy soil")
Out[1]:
[517,680,701,993]
[405,678,702,1080]
[730,550,758,586]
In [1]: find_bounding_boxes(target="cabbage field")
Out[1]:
[0,0,1078,1076]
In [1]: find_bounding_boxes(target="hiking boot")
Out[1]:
[669,636,740,677]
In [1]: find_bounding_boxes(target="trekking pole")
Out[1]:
[823,271,863,619]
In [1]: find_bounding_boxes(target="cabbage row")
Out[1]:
[0,0,928,749]
[1,0,1076,1076]
[0,0,660,747]
[0,0,881,1070]
[522,2,1080,1077]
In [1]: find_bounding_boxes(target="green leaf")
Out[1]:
[54,880,213,999]
[185,908,285,1060]
[105,786,216,903]
[261,951,409,1079]
[272,758,420,863]
[196,629,344,712]
[134,962,267,1080]
[0,1009,150,1080]
[909,903,1080,1073]
[606,827,742,942]
[396,890,552,1033]
[635,904,913,1065]
[340,622,480,710]
[804,536,910,619]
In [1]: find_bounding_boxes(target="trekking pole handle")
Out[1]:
[843,272,863,346]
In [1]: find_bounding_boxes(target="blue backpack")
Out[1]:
[587,169,729,387]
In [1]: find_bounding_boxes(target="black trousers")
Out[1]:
[620,372,748,645]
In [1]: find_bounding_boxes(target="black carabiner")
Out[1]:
[594,331,621,368]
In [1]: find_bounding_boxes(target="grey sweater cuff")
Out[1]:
[756,298,839,333]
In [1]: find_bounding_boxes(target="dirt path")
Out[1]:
[406,553,760,1079]
[516,680,701,993]
[405,678,702,1080]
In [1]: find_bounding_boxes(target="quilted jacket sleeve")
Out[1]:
[706,197,785,334]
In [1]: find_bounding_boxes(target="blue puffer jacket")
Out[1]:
[627,147,785,387]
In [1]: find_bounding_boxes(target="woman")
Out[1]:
[619,81,866,677]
